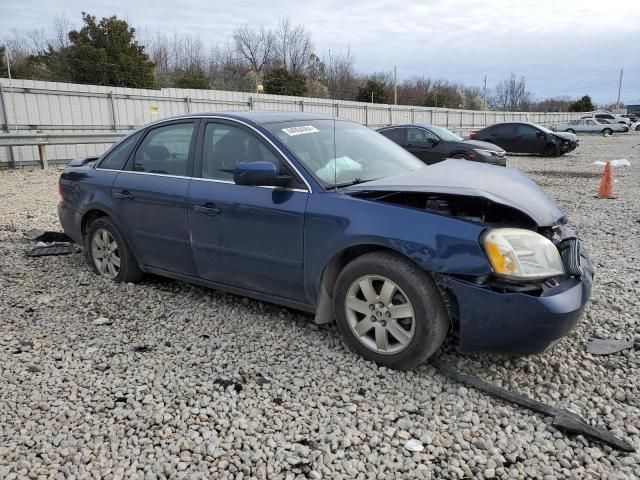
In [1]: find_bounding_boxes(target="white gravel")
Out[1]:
[0,133,639,479]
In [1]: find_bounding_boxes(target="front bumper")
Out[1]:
[442,243,593,355]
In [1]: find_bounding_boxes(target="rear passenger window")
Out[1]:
[132,123,195,176]
[98,132,142,170]
[380,128,404,144]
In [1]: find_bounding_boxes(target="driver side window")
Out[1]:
[406,128,437,144]
[201,123,304,190]
[133,123,195,176]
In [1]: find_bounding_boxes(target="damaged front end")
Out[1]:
[348,187,594,355]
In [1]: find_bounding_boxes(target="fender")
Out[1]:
[303,192,491,305]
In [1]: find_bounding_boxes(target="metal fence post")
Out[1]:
[300,100,304,112]
[0,83,16,168]
[388,106,392,125]
[446,110,449,128]
[411,108,415,123]
[108,92,118,131]
[37,143,48,169]
[249,96,254,110]
[335,103,339,117]
[185,97,191,113]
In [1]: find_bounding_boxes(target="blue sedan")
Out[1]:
[58,112,593,369]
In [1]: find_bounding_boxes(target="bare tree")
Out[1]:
[233,25,274,74]
[324,48,357,99]
[491,73,531,111]
[275,17,313,74]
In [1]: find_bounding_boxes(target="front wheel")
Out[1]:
[333,251,449,369]
[603,128,613,136]
[635,125,640,131]
[84,217,144,283]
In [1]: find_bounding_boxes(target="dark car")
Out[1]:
[470,122,578,156]
[58,112,593,369]
[377,124,506,166]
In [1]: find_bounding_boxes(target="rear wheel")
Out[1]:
[603,128,613,136]
[333,251,449,369]
[84,217,143,283]
[451,153,467,159]
[636,125,640,131]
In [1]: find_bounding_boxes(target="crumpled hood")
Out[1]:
[344,159,565,227]
[553,131,578,142]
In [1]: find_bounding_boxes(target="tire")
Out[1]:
[636,125,640,131]
[451,153,467,159]
[603,128,613,136]
[84,217,144,283]
[544,144,560,157]
[565,129,575,134]
[333,251,449,370]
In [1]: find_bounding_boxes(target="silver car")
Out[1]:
[553,119,626,135]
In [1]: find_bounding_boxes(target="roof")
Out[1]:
[160,111,337,126]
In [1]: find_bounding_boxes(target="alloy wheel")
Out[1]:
[344,275,416,355]
[91,228,121,279]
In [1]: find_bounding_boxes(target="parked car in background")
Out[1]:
[582,112,631,126]
[553,119,624,135]
[621,114,638,123]
[57,112,593,369]
[470,122,578,156]
[595,119,629,132]
[377,124,506,166]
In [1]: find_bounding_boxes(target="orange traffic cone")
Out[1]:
[596,161,615,199]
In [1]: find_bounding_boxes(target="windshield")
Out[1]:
[537,124,554,134]
[427,125,463,141]
[265,120,425,188]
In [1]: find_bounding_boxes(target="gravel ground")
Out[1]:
[0,133,638,479]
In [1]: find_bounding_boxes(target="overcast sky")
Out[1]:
[1,0,639,104]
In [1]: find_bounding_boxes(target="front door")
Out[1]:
[188,120,309,301]
[113,120,198,275]
[404,127,442,164]
[514,124,546,154]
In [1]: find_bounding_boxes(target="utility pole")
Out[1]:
[394,66,397,105]
[483,75,487,110]
[616,68,623,110]
[328,48,332,100]
[5,48,18,133]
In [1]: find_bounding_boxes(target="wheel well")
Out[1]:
[81,209,108,237]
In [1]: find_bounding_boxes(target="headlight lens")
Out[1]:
[474,148,499,156]
[483,228,565,279]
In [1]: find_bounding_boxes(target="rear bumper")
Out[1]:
[442,249,593,355]
[58,202,83,244]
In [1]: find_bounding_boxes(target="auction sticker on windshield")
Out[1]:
[282,125,320,136]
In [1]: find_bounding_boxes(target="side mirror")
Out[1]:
[233,161,291,187]
[536,131,545,138]
[427,137,439,145]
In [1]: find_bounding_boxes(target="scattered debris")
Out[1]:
[594,159,631,167]
[213,378,243,393]
[586,338,634,355]
[24,229,73,243]
[131,345,154,353]
[404,439,424,452]
[429,357,635,452]
[26,365,43,373]
[256,375,271,387]
[26,243,76,257]
[93,317,112,326]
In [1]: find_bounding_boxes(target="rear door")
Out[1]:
[188,120,309,300]
[379,127,405,146]
[112,120,198,275]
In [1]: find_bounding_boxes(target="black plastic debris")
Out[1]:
[214,378,243,392]
[131,345,154,353]
[586,338,634,355]
[256,375,271,387]
[26,243,76,257]
[429,357,635,452]
[24,229,73,243]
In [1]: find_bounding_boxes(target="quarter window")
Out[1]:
[98,132,142,170]
[406,128,437,144]
[201,123,285,181]
[132,123,195,176]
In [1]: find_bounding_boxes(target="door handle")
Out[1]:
[193,203,222,216]
[114,190,134,201]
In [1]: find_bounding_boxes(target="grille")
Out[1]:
[558,238,583,277]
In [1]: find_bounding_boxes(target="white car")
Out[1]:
[554,119,626,135]
[582,112,631,126]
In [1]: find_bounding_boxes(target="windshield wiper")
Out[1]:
[325,177,375,190]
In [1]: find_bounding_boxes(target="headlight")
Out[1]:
[483,228,565,280]
[474,148,500,156]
